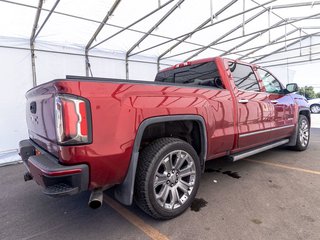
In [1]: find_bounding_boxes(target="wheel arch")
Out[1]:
[114,115,207,206]
[287,107,310,146]
[300,108,311,123]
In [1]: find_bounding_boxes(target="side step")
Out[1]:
[229,139,289,162]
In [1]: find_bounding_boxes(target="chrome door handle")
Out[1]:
[238,99,249,104]
[271,100,278,104]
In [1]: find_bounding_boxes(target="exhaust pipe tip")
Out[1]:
[88,189,103,209]
[89,200,102,209]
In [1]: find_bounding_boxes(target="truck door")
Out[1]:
[227,61,272,149]
[256,68,295,140]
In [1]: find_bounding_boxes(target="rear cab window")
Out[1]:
[228,61,260,92]
[155,61,225,89]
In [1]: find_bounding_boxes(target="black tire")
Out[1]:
[134,137,201,220]
[291,115,310,151]
[310,104,320,114]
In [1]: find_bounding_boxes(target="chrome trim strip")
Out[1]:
[239,124,295,138]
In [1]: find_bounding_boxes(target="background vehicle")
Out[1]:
[308,98,320,113]
[19,57,310,219]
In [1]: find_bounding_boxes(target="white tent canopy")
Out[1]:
[1,0,320,162]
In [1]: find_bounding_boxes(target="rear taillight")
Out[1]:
[55,95,92,145]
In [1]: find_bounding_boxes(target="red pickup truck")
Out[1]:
[19,57,310,219]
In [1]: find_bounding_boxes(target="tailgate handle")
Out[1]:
[30,101,37,114]
[238,99,249,104]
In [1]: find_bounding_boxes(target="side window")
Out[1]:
[228,62,260,92]
[257,69,282,94]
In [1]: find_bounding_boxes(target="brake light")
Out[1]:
[55,95,92,145]
[174,61,191,69]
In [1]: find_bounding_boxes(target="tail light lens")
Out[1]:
[55,95,92,145]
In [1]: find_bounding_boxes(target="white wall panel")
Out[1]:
[35,51,86,85]
[0,47,32,152]
[128,61,158,81]
[89,57,126,79]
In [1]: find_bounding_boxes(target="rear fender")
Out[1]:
[114,115,207,206]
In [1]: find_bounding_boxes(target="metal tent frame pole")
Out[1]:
[250,0,309,36]
[1,0,230,56]
[161,12,320,61]
[157,0,238,70]
[183,8,268,62]
[0,44,173,67]
[30,0,43,87]
[228,31,320,56]
[241,42,320,61]
[271,1,320,9]
[262,56,320,68]
[220,19,285,57]
[4,0,240,71]
[161,20,296,60]
[84,0,122,77]
[130,0,275,58]
[125,0,185,79]
[257,50,320,66]
[31,0,60,43]
[160,2,320,62]
[250,35,313,63]
[90,0,174,50]
[237,28,299,60]
[30,0,60,87]
[4,0,320,75]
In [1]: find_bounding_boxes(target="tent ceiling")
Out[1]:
[1,0,320,68]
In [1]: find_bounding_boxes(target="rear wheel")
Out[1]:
[310,104,320,114]
[291,115,310,151]
[134,138,200,219]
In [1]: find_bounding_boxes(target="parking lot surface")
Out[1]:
[1,121,319,240]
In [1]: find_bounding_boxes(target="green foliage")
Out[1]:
[298,86,318,99]
[316,92,320,98]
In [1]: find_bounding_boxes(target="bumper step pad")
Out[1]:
[43,183,79,197]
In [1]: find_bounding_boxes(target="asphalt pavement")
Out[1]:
[1,116,319,240]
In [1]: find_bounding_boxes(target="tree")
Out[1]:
[316,92,320,98]
[298,86,317,99]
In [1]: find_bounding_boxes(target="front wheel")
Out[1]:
[291,115,310,151]
[134,138,201,219]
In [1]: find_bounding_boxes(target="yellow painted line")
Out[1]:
[244,158,320,175]
[104,194,169,240]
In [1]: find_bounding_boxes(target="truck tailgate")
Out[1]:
[25,81,59,157]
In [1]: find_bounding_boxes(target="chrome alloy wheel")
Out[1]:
[299,118,309,147]
[310,105,320,114]
[153,150,196,210]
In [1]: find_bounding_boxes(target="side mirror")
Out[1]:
[286,83,298,93]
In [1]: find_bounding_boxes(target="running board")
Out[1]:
[229,139,289,162]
